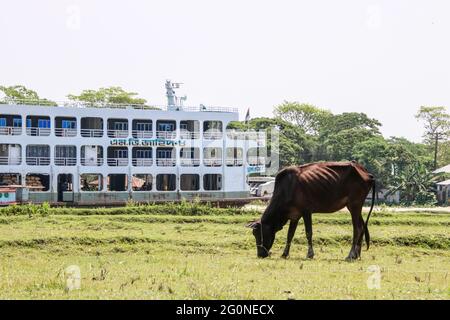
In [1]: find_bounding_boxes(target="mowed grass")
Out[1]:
[0,208,449,300]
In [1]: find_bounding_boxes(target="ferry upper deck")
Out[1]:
[0,82,267,205]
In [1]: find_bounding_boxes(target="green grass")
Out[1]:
[0,207,449,300]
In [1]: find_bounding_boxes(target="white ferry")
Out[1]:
[0,81,266,205]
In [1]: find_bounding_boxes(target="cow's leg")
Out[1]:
[281,218,300,259]
[346,204,364,261]
[303,211,314,259]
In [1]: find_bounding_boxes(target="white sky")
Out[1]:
[1,0,449,142]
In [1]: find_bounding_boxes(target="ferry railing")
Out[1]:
[54,157,77,166]
[179,131,200,139]
[0,156,21,165]
[80,129,103,138]
[0,126,22,136]
[132,158,153,167]
[107,158,129,166]
[81,158,104,166]
[26,157,51,166]
[203,131,223,140]
[247,157,266,166]
[132,130,153,139]
[180,158,201,166]
[227,131,266,141]
[0,99,239,113]
[225,158,244,166]
[156,131,177,139]
[55,128,77,137]
[156,158,176,166]
[26,127,51,136]
[203,158,223,167]
[107,129,129,138]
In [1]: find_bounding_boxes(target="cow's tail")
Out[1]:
[364,178,376,250]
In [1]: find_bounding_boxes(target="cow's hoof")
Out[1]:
[345,254,360,262]
[345,256,356,262]
[306,253,314,260]
[281,254,289,259]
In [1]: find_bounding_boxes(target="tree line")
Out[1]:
[231,102,449,205]
[1,85,449,204]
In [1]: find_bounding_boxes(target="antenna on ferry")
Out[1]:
[165,80,186,111]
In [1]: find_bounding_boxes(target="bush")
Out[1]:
[0,202,261,217]
[0,202,50,217]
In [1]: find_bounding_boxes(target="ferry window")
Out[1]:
[157,122,175,131]
[55,145,76,158]
[181,148,198,158]
[136,122,151,131]
[80,174,103,192]
[247,147,267,166]
[136,149,152,158]
[114,121,128,131]
[0,115,22,129]
[62,120,76,129]
[107,174,128,192]
[203,121,222,131]
[26,119,32,128]
[55,146,76,166]
[81,145,103,166]
[203,121,223,139]
[26,173,50,192]
[180,148,200,167]
[156,120,176,139]
[180,120,200,138]
[157,148,172,158]
[203,174,222,191]
[13,118,22,127]
[132,174,153,191]
[132,147,153,166]
[114,149,128,158]
[107,147,128,166]
[203,147,222,167]
[0,144,21,165]
[156,174,176,191]
[226,147,243,166]
[132,120,153,138]
[38,119,51,128]
[81,117,103,137]
[180,174,200,191]
[156,148,176,166]
[26,145,50,158]
[0,173,21,186]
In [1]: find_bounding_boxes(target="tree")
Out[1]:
[227,117,316,168]
[352,136,390,189]
[274,102,332,135]
[416,106,450,169]
[0,85,56,106]
[387,163,437,205]
[67,86,149,107]
[316,112,382,161]
[437,140,450,167]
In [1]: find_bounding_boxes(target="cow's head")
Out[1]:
[246,220,276,258]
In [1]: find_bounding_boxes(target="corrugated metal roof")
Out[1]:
[437,179,450,185]
[433,164,450,174]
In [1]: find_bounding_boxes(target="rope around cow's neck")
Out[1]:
[257,222,270,256]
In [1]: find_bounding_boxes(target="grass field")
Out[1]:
[0,205,449,300]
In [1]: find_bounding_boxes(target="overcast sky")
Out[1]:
[1,0,449,141]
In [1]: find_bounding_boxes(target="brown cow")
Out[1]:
[247,161,375,261]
